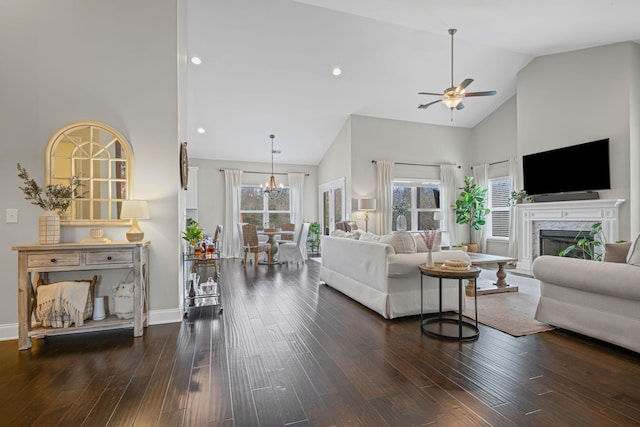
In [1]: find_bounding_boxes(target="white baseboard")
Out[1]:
[0,323,18,341]
[0,308,184,342]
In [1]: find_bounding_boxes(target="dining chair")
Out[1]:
[242,223,271,267]
[278,222,310,266]
[213,224,223,249]
[277,223,296,245]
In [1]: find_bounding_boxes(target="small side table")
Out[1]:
[418,263,481,342]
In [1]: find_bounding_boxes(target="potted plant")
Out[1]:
[17,163,82,244]
[182,221,203,254]
[558,222,604,260]
[453,176,490,252]
[393,202,409,231]
[509,189,533,205]
[307,221,321,255]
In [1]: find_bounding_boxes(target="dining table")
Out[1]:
[258,229,295,264]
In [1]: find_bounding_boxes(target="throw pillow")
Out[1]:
[626,234,640,266]
[603,242,632,263]
[330,229,346,238]
[359,232,382,242]
[379,231,416,254]
[345,229,364,240]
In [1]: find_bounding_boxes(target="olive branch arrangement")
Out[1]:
[17,163,81,212]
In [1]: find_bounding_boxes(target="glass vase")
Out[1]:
[396,214,407,231]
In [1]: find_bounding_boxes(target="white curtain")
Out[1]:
[375,160,394,235]
[471,163,489,253]
[288,172,305,226]
[440,164,458,246]
[223,169,243,258]
[508,156,520,259]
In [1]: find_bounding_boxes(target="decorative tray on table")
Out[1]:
[440,260,471,271]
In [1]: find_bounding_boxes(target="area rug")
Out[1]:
[462,272,555,337]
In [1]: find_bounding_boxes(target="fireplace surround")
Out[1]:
[516,199,625,271]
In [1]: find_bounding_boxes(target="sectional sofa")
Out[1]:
[320,232,471,319]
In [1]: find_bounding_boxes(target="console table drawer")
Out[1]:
[27,252,81,268]
[85,250,133,265]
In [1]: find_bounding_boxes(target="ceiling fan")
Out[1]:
[418,29,496,119]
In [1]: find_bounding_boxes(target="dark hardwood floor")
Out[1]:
[1,258,639,426]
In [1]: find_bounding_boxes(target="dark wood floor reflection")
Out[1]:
[1,258,639,426]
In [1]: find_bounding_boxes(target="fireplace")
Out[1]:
[539,229,592,258]
[515,199,624,271]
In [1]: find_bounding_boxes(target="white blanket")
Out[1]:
[35,281,90,328]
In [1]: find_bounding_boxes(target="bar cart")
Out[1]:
[183,245,222,316]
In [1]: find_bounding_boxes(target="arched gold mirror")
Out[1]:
[46,121,133,225]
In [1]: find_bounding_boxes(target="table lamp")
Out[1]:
[120,200,150,242]
[358,198,376,232]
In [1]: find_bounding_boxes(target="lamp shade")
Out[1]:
[120,200,149,242]
[120,200,150,219]
[358,198,376,211]
[433,211,442,221]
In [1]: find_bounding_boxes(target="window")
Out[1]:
[240,186,290,228]
[488,177,510,238]
[392,180,442,231]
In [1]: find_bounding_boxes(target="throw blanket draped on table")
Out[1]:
[35,281,90,328]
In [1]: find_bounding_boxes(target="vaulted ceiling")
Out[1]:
[187,0,640,165]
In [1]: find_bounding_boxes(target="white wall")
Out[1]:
[471,96,518,168]
[517,42,638,240]
[188,158,318,242]
[0,0,184,338]
[350,115,472,235]
[471,95,518,256]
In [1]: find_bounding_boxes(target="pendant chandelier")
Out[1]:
[261,134,284,200]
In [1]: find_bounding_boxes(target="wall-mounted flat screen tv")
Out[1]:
[523,138,610,196]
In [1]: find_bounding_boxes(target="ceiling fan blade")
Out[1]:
[465,90,497,97]
[418,99,442,109]
[456,103,465,110]
[456,78,473,92]
[418,92,443,96]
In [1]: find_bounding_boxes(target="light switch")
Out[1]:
[6,208,18,223]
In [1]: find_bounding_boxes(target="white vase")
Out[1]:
[426,249,434,267]
[396,214,407,231]
[39,210,60,244]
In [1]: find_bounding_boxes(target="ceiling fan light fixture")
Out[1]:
[442,96,463,109]
[417,28,496,117]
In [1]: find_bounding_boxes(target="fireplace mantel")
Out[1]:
[516,199,625,271]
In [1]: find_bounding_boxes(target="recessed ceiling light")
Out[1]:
[332,67,342,76]
[191,56,202,65]
[197,127,205,134]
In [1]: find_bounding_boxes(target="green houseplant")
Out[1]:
[453,176,490,252]
[182,221,203,247]
[558,222,604,260]
[307,221,321,255]
[509,189,533,205]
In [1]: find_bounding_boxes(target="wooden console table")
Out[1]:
[12,241,150,350]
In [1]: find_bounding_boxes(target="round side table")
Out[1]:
[418,263,481,341]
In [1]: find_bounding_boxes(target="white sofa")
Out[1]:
[533,255,640,353]
[320,234,471,319]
